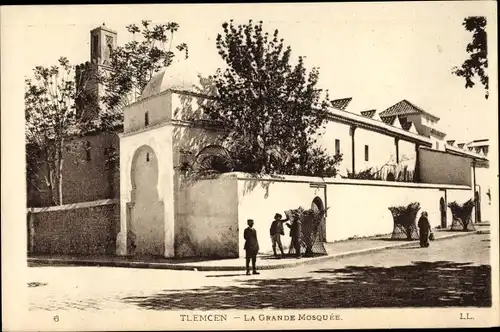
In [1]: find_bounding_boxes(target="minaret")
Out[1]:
[90,23,118,67]
[76,23,118,119]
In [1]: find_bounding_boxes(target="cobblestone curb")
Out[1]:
[28,230,484,271]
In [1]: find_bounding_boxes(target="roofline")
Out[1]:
[428,126,447,138]
[91,25,117,35]
[404,99,441,121]
[445,145,489,161]
[326,108,433,146]
[379,99,441,122]
[126,88,217,108]
[125,90,433,146]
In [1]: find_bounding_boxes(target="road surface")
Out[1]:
[28,233,491,310]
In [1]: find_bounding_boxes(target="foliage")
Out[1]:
[179,145,235,181]
[452,16,489,99]
[448,199,475,231]
[346,156,415,182]
[285,206,328,256]
[347,167,379,180]
[389,202,421,240]
[25,57,105,205]
[203,20,341,177]
[100,20,189,111]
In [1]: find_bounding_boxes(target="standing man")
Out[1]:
[270,213,288,258]
[290,217,302,259]
[244,219,260,275]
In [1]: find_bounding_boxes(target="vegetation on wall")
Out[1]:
[347,162,415,183]
[448,199,476,231]
[347,168,379,180]
[285,207,328,256]
[202,20,342,178]
[389,202,421,240]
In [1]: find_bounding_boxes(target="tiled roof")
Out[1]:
[381,115,397,125]
[379,99,440,121]
[429,127,447,138]
[467,140,489,148]
[330,97,352,111]
[360,109,376,118]
[325,107,433,147]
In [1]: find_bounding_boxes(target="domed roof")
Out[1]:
[139,62,199,100]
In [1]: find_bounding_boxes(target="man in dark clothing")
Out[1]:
[244,219,260,275]
[418,211,431,248]
[290,218,302,258]
[270,213,288,258]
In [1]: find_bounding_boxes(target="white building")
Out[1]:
[28,25,493,259]
[114,69,490,258]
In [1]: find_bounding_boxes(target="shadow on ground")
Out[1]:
[122,260,491,310]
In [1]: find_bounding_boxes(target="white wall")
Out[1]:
[123,92,172,133]
[326,183,450,241]
[355,127,395,173]
[118,122,175,257]
[316,121,352,176]
[233,173,471,255]
[176,175,239,258]
[475,166,493,222]
[236,175,327,256]
[171,91,209,121]
[399,139,417,172]
[315,119,420,178]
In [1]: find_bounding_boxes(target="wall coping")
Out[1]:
[27,199,119,213]
[215,172,471,191]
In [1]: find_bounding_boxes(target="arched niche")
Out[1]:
[128,145,165,256]
[311,196,326,242]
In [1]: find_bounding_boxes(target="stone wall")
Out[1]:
[27,132,120,207]
[28,199,120,256]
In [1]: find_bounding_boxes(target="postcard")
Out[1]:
[1,2,498,330]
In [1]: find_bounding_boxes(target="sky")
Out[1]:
[3,2,498,143]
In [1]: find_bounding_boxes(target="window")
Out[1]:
[105,35,113,61]
[85,141,92,161]
[335,139,340,155]
[146,152,150,162]
[92,35,99,58]
[364,145,369,161]
[145,111,149,126]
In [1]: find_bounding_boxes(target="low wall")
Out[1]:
[176,175,239,258]
[28,199,120,256]
[234,173,472,255]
